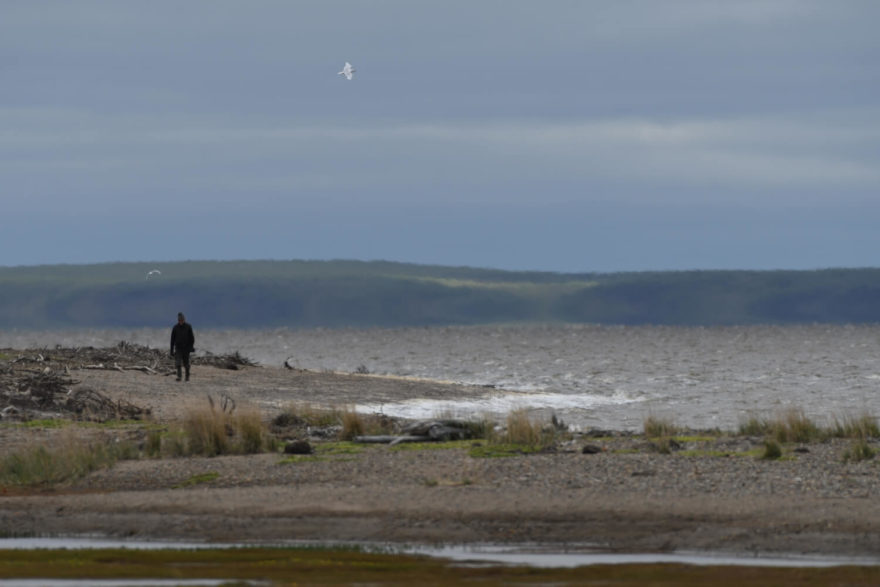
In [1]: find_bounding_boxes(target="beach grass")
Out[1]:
[843,439,877,463]
[165,399,278,457]
[0,431,136,487]
[236,407,272,453]
[761,439,783,460]
[643,414,681,438]
[830,413,880,440]
[502,409,544,445]
[273,402,398,440]
[180,404,230,456]
[340,407,365,440]
[462,409,562,457]
[739,409,878,443]
[5,402,877,490]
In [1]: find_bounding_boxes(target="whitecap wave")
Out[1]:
[356,390,643,421]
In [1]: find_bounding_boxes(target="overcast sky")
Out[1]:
[2,1,878,272]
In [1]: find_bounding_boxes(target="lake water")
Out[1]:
[3,324,879,431]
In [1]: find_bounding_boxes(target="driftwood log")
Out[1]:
[355,419,475,445]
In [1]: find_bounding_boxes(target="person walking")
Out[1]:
[170,312,195,382]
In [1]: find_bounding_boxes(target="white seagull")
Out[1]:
[146,269,161,280]
[338,61,355,80]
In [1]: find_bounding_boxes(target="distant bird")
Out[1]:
[338,61,355,80]
[284,357,296,370]
[146,269,161,279]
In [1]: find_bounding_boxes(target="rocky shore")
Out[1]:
[2,348,880,560]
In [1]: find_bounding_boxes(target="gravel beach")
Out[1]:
[2,361,880,559]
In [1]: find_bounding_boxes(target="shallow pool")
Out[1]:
[1,537,878,569]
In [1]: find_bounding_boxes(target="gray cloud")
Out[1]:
[1,1,878,270]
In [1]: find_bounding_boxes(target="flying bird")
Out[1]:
[338,61,355,80]
[146,269,161,279]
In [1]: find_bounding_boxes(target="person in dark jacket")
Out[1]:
[170,312,195,382]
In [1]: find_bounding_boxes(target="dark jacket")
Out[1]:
[171,322,195,354]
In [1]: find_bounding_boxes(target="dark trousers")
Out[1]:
[175,350,191,380]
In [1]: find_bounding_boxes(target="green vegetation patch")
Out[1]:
[12,419,70,429]
[172,472,220,489]
[0,439,136,488]
[390,440,473,452]
[643,415,681,438]
[673,435,722,443]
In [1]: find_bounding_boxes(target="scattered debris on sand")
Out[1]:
[0,342,257,422]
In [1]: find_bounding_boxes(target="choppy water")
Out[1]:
[3,324,880,431]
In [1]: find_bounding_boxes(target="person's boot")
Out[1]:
[185,367,190,382]
[176,366,182,382]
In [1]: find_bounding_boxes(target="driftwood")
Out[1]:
[7,342,257,375]
[123,365,158,374]
[65,387,149,421]
[82,363,158,374]
[198,351,258,370]
[0,341,257,421]
[354,419,475,444]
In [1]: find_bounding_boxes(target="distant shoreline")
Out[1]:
[3,261,880,328]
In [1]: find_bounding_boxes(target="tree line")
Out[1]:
[1,261,879,328]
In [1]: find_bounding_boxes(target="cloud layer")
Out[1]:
[1,1,878,270]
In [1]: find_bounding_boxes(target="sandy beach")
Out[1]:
[2,358,880,560]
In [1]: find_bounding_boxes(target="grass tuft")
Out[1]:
[145,429,163,458]
[776,408,821,443]
[739,409,824,443]
[340,408,365,441]
[643,414,679,438]
[830,413,880,440]
[761,439,783,460]
[738,415,769,437]
[482,409,560,455]
[236,408,272,454]
[503,409,544,445]
[158,399,276,457]
[842,439,876,463]
[181,404,230,457]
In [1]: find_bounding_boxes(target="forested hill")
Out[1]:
[1,260,879,328]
